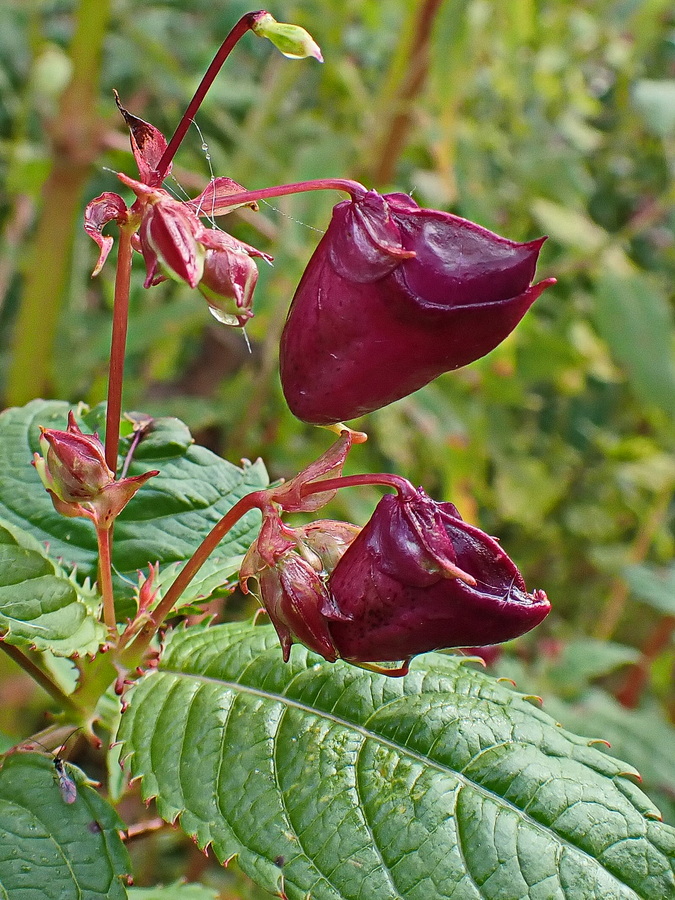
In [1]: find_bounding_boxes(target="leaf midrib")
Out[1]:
[158,665,645,898]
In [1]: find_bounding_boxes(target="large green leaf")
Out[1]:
[0,517,105,655]
[0,400,268,590]
[119,622,675,900]
[0,752,130,899]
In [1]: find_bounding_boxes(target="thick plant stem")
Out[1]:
[157,11,266,180]
[121,491,269,663]
[105,224,134,473]
[6,0,111,404]
[97,526,116,635]
[0,642,83,718]
[69,652,119,715]
[594,484,672,640]
[615,614,675,709]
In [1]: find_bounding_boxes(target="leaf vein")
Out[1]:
[271,704,340,899]
[353,737,403,900]
[158,665,658,894]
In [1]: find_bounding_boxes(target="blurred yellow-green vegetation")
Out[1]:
[0,0,674,892]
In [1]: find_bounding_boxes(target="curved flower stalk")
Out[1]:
[80,11,323,467]
[280,189,556,423]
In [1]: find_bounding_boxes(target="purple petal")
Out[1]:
[83,192,128,275]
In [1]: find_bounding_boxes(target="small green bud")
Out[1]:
[252,13,323,62]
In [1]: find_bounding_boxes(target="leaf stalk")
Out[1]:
[0,642,84,718]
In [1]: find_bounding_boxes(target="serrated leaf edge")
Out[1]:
[121,658,671,898]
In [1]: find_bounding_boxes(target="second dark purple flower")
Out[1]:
[326,487,551,664]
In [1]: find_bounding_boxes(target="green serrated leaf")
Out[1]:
[128,882,219,899]
[119,622,675,900]
[0,400,268,594]
[0,518,105,655]
[0,752,130,899]
[544,689,675,830]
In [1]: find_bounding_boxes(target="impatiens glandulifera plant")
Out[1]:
[1,10,673,900]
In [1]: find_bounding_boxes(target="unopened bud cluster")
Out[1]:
[33,412,157,529]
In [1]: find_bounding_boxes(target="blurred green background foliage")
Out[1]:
[0,0,673,888]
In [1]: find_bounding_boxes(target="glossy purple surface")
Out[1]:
[281,191,554,424]
[327,489,551,662]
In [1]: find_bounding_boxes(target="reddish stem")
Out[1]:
[198,178,368,209]
[371,0,444,185]
[616,614,675,709]
[104,224,134,473]
[0,643,83,717]
[157,11,268,181]
[121,491,270,662]
[301,472,416,500]
[96,526,117,636]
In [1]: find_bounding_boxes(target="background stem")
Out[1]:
[0,642,82,717]
[157,12,262,180]
[363,0,444,186]
[5,0,111,404]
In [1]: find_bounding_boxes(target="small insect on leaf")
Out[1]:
[26,727,83,805]
[54,757,77,804]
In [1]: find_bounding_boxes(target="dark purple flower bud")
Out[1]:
[134,184,206,289]
[280,190,556,424]
[240,515,358,662]
[326,487,551,665]
[34,411,115,501]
